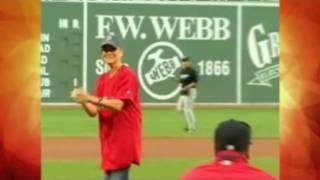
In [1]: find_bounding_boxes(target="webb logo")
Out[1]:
[138,42,184,100]
[144,49,180,85]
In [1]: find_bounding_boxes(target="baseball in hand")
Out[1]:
[70,88,90,103]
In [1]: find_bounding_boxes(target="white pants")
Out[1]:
[176,88,197,130]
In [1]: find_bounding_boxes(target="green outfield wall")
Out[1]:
[41,0,279,104]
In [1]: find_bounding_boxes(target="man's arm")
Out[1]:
[79,96,124,118]
[71,88,124,118]
[86,95,124,112]
[71,88,99,117]
[181,82,197,91]
[81,102,98,117]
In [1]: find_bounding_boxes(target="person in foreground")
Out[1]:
[70,33,142,180]
[181,119,275,180]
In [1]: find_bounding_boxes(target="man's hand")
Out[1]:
[70,88,91,103]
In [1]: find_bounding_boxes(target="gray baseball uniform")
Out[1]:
[176,66,198,132]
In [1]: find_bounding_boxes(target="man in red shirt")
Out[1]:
[181,119,275,180]
[70,33,142,180]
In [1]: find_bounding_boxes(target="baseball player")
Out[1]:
[176,57,198,133]
[70,33,142,180]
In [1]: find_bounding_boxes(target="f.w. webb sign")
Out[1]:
[86,3,278,103]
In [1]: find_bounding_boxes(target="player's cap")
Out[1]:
[214,119,251,152]
[100,32,121,49]
[181,56,191,62]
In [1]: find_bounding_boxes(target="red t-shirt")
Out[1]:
[95,65,142,171]
[181,150,275,180]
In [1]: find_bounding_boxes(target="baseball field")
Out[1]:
[42,107,279,180]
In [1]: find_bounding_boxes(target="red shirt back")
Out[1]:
[96,65,142,171]
[181,150,275,180]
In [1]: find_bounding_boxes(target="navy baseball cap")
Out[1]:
[214,119,251,152]
[100,32,121,48]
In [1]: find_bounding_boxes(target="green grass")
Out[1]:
[42,108,278,179]
[42,108,99,137]
[42,157,278,180]
[42,108,279,138]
